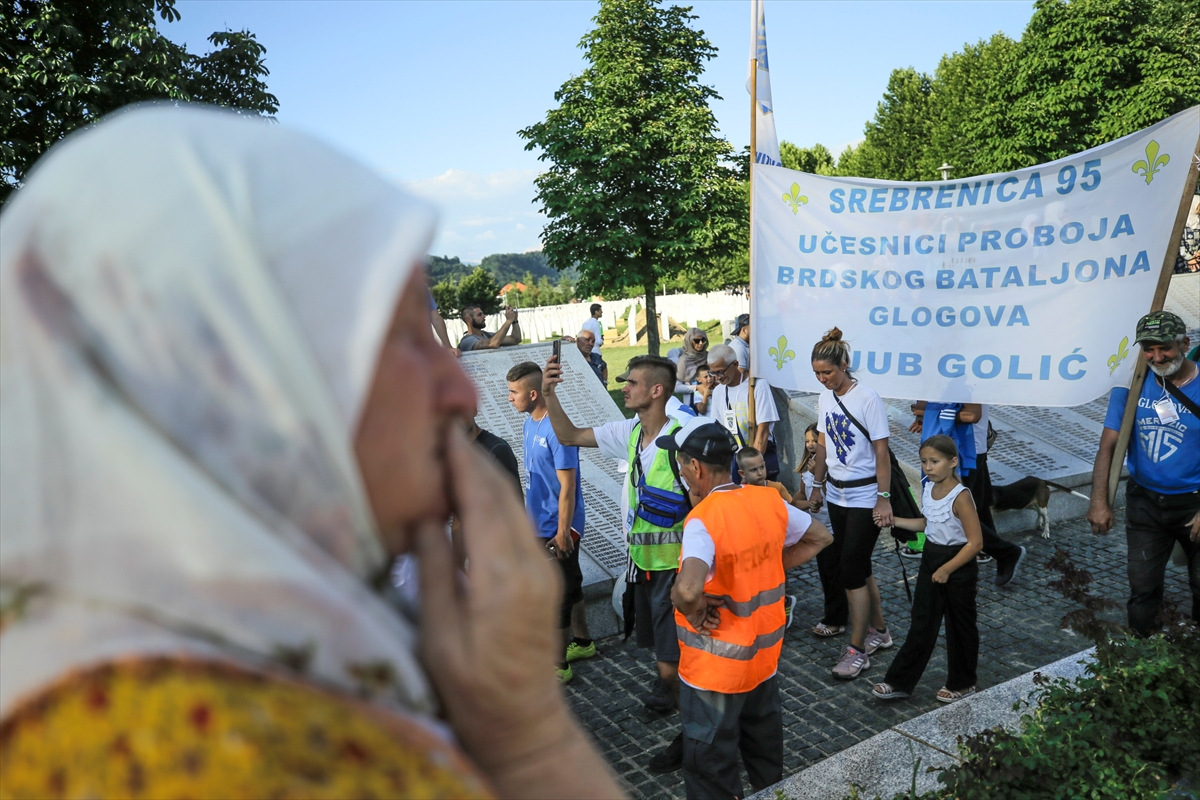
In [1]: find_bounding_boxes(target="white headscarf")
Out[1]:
[0,105,439,716]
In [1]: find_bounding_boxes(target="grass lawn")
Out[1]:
[600,319,725,418]
[601,345,647,418]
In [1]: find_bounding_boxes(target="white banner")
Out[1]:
[747,0,780,167]
[750,106,1200,406]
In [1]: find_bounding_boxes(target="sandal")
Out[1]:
[812,622,845,638]
[871,682,910,700]
[936,686,976,703]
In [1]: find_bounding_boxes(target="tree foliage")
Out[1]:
[831,0,1199,181]
[779,141,835,175]
[428,255,474,284]
[984,0,1200,171]
[834,67,934,181]
[454,267,502,316]
[479,251,564,285]
[2,0,278,204]
[506,272,577,309]
[519,0,745,354]
[429,278,460,320]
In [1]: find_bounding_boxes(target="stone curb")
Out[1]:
[749,648,1095,800]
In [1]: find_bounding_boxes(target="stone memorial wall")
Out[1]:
[459,342,630,582]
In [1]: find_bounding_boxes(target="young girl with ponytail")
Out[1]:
[872,435,983,703]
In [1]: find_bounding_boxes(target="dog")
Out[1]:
[991,477,1090,539]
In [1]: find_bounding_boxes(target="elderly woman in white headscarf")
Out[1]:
[676,327,710,384]
[0,106,622,799]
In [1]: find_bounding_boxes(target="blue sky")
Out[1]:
[167,1,1035,262]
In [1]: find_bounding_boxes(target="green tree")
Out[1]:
[429,278,459,319]
[834,67,933,180]
[779,141,835,175]
[455,267,501,316]
[428,255,473,283]
[2,0,278,204]
[519,0,745,355]
[982,0,1200,171]
[917,33,1018,179]
[479,251,559,284]
[832,0,1199,180]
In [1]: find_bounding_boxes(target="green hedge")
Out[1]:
[847,549,1199,800]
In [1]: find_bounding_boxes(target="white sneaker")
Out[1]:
[832,645,870,680]
[865,627,893,654]
[784,595,798,630]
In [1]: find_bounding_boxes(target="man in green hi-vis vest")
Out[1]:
[544,353,692,774]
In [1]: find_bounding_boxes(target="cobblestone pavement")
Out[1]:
[563,510,1194,798]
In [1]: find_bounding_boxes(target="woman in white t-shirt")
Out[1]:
[806,328,894,681]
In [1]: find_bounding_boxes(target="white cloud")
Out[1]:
[399,168,547,260]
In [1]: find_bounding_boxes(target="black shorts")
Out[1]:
[547,538,584,629]
[826,503,881,591]
[634,568,680,663]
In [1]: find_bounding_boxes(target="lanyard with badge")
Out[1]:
[1152,377,1180,424]
[723,387,746,447]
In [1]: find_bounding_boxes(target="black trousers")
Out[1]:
[814,503,881,626]
[680,676,783,800]
[884,542,979,694]
[1125,487,1200,637]
[961,454,1022,561]
[815,533,849,626]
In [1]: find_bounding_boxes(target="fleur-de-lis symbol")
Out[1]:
[1107,336,1130,376]
[1132,140,1170,185]
[782,183,808,214]
[769,335,796,370]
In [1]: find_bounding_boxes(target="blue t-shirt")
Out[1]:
[523,415,585,538]
[920,402,977,474]
[1104,375,1200,495]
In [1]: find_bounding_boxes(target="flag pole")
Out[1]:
[748,56,758,434]
[1107,131,1200,506]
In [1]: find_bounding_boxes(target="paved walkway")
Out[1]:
[563,510,1194,798]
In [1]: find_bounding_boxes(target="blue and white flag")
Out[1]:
[747,0,781,167]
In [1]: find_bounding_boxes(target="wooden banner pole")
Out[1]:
[1107,131,1200,506]
[748,57,758,433]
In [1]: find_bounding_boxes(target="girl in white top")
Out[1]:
[871,435,984,703]
[807,328,893,680]
[793,424,832,530]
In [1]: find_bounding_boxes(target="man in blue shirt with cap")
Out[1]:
[1089,311,1200,636]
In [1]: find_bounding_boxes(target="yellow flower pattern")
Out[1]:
[0,658,492,800]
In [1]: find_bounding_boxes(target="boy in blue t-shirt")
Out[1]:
[506,361,592,682]
[1089,311,1200,636]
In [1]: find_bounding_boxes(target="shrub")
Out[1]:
[934,625,1199,798]
[845,548,1199,800]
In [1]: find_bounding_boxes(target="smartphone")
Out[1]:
[545,530,581,557]
[552,339,562,362]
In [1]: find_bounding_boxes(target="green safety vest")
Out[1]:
[626,420,686,571]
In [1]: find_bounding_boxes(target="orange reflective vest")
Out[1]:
[675,485,789,695]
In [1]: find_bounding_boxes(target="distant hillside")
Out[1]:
[428,251,574,285]
[428,255,474,283]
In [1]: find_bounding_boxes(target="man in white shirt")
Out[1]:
[543,353,692,771]
[582,303,604,355]
[698,343,780,482]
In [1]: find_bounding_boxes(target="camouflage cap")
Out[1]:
[1134,311,1187,345]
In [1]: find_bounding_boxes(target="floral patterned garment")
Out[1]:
[0,658,492,800]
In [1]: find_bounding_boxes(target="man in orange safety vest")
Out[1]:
[657,417,832,799]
